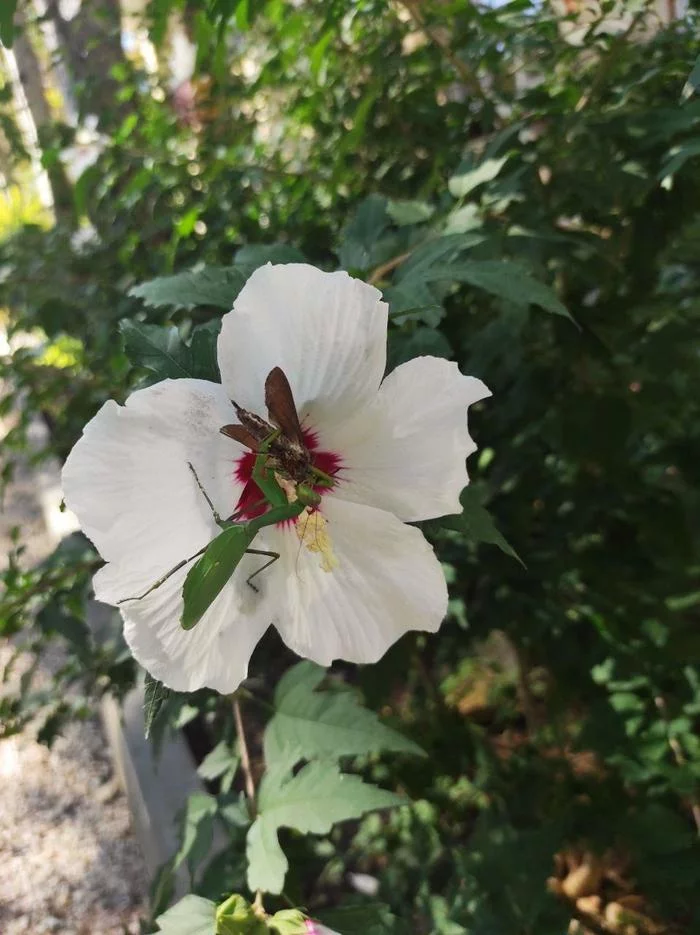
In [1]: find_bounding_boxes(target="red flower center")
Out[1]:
[233,428,342,521]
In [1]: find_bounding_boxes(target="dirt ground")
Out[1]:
[0,415,149,934]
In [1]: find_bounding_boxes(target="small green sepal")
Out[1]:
[268,909,308,934]
[215,895,268,935]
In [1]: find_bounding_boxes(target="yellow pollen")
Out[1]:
[296,508,339,573]
[276,474,296,502]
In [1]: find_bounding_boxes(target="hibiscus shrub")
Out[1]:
[1,2,700,934]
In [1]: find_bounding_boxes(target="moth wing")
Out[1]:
[264,366,305,449]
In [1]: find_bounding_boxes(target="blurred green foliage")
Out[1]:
[2,0,700,932]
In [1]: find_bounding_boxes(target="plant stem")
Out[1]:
[233,694,256,806]
[368,251,412,285]
[233,694,264,911]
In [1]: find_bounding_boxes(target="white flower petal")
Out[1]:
[61,378,243,578]
[317,357,490,522]
[269,496,448,666]
[95,552,275,693]
[218,264,387,422]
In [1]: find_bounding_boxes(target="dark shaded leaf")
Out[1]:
[0,0,16,47]
[144,672,172,740]
[120,319,221,382]
[421,261,572,319]
[441,487,523,564]
[317,903,398,935]
[338,195,390,272]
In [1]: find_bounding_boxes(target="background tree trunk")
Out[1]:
[45,0,127,128]
[4,6,74,220]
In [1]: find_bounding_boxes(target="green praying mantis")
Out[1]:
[118,367,336,631]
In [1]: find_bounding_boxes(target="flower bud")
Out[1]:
[215,894,268,935]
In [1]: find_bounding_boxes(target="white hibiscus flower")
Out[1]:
[62,263,490,693]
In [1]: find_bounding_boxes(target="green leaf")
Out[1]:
[156,895,217,935]
[659,139,700,185]
[338,195,390,272]
[144,672,173,740]
[188,319,222,383]
[181,525,253,631]
[444,487,523,564]
[384,280,444,327]
[73,163,103,218]
[317,903,398,935]
[174,702,200,729]
[114,113,139,145]
[387,199,435,227]
[176,207,201,239]
[264,661,425,772]
[120,319,221,382]
[396,232,487,281]
[682,55,700,101]
[246,761,404,894]
[175,792,219,872]
[448,156,509,199]
[421,261,572,319]
[0,0,16,47]
[218,792,251,828]
[129,266,250,310]
[198,740,239,792]
[443,203,483,236]
[35,606,90,654]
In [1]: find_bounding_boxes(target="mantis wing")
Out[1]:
[181,525,255,630]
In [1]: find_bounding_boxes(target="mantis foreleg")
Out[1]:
[187,461,223,525]
[118,543,207,604]
[245,548,280,592]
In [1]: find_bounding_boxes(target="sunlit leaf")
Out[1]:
[387,199,435,227]
[129,266,249,310]
[198,739,239,793]
[448,156,509,199]
[246,761,404,894]
[174,792,218,872]
[155,895,216,935]
[264,661,425,772]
